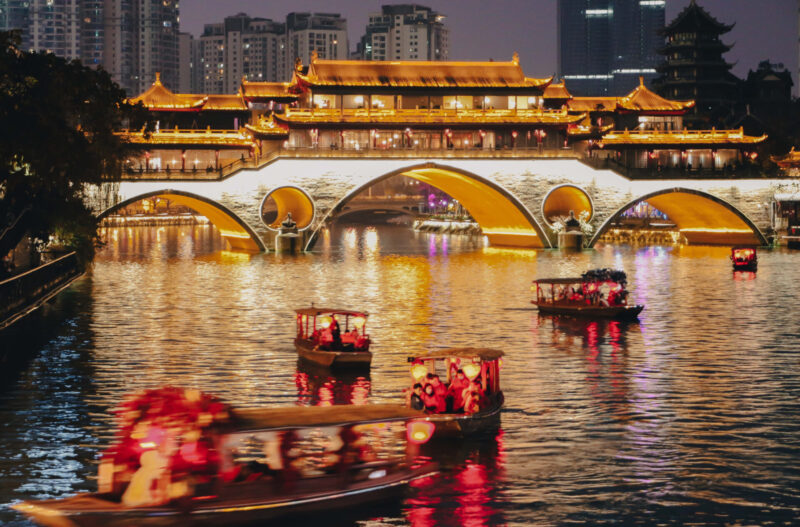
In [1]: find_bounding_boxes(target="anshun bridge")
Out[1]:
[99,54,794,252]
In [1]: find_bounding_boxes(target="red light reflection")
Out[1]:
[294,369,372,406]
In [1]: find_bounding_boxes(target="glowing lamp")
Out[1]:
[139,441,157,449]
[319,316,332,329]
[498,358,503,370]
[407,420,436,445]
[410,363,428,381]
[462,363,481,381]
[352,316,366,329]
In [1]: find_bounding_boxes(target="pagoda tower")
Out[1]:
[653,0,739,127]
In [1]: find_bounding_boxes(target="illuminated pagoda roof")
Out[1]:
[240,80,299,102]
[599,127,766,148]
[128,73,204,111]
[274,107,586,129]
[201,94,248,111]
[244,115,290,138]
[567,97,618,113]
[295,53,552,90]
[543,81,572,101]
[120,127,257,149]
[771,147,800,168]
[616,78,695,114]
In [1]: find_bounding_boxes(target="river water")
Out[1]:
[1,223,800,526]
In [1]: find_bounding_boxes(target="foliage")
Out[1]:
[0,30,152,266]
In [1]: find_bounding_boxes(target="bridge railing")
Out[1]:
[581,156,772,179]
[0,252,82,329]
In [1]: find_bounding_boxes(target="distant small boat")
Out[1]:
[731,246,757,271]
[406,348,505,437]
[294,307,372,368]
[532,269,643,321]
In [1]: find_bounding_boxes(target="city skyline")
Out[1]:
[179,0,797,81]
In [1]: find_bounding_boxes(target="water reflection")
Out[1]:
[294,365,371,406]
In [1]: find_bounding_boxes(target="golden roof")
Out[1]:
[543,81,572,100]
[276,108,585,126]
[119,128,256,148]
[202,94,247,111]
[244,115,289,137]
[617,78,695,113]
[301,56,552,89]
[567,97,618,112]
[128,73,204,110]
[600,128,767,146]
[240,80,299,100]
[772,147,800,168]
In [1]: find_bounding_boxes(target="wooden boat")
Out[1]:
[294,307,372,368]
[406,348,505,437]
[13,388,436,527]
[532,269,643,321]
[731,246,757,271]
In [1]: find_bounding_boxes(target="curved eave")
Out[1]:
[244,123,289,138]
[274,113,585,127]
[120,133,256,149]
[600,133,767,148]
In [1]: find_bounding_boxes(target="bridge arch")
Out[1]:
[99,189,266,251]
[541,184,594,225]
[589,187,767,247]
[260,186,315,231]
[306,162,551,250]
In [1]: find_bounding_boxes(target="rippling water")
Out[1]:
[2,223,800,526]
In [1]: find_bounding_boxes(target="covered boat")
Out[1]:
[405,348,505,437]
[731,246,757,271]
[532,268,643,320]
[294,307,372,368]
[13,387,436,527]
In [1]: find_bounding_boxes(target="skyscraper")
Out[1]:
[356,4,448,61]
[558,0,665,96]
[285,12,348,68]
[1,0,179,96]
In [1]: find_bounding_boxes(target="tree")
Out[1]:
[0,31,151,267]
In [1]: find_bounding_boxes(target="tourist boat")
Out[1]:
[730,246,757,271]
[13,387,436,527]
[531,268,644,320]
[294,307,372,368]
[406,348,505,437]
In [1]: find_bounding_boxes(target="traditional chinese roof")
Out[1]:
[663,0,734,35]
[244,115,290,138]
[298,56,552,89]
[120,128,257,149]
[128,73,204,111]
[275,108,585,128]
[616,78,695,113]
[599,128,767,148]
[772,147,800,169]
[567,97,618,113]
[240,80,299,102]
[543,81,572,101]
[202,94,248,111]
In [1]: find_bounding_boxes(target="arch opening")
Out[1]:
[99,190,265,251]
[542,185,594,225]
[309,163,549,250]
[261,186,315,231]
[590,188,766,247]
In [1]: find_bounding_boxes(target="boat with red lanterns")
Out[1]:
[406,348,505,437]
[731,246,757,271]
[13,387,436,527]
[532,268,643,321]
[294,307,372,368]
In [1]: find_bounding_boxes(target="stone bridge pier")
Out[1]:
[95,157,786,251]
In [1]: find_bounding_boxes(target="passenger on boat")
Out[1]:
[422,384,441,413]
[446,369,470,412]
[463,380,484,415]
[409,383,425,410]
[330,318,342,349]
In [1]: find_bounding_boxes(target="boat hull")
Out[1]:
[732,262,757,271]
[13,465,436,527]
[533,302,644,320]
[294,339,372,369]
[425,393,503,437]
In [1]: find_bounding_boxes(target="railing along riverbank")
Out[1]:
[0,252,83,331]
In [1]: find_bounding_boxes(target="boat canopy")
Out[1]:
[230,404,422,432]
[409,347,505,362]
[295,307,368,317]
[532,277,583,285]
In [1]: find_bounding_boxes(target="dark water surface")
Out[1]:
[2,223,800,526]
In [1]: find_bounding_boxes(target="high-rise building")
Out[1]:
[199,13,286,94]
[558,0,665,96]
[356,4,448,61]
[1,0,179,96]
[285,12,348,69]
[178,31,194,93]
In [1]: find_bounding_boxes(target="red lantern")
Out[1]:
[407,420,436,444]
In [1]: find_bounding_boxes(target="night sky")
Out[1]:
[180,0,798,82]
